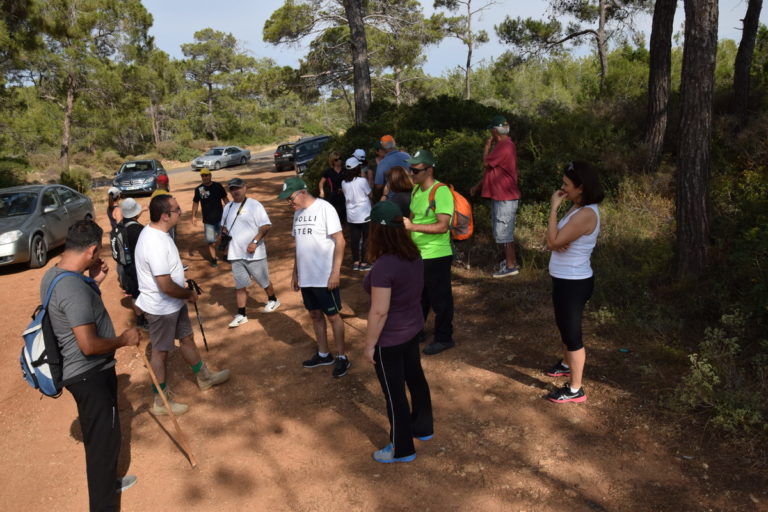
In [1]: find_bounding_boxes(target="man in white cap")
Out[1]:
[114,198,146,328]
[352,148,373,187]
[107,187,122,229]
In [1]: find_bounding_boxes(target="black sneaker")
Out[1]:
[545,360,571,377]
[303,353,335,368]
[422,341,455,355]
[332,356,351,378]
[546,383,586,403]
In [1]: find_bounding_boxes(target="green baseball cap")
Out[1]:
[366,200,404,227]
[278,176,308,199]
[487,115,508,128]
[406,149,436,167]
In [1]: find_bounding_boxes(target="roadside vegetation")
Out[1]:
[1,1,765,462]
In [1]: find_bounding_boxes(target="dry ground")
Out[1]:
[0,152,765,512]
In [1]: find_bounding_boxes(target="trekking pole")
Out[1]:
[186,279,208,352]
[136,342,198,468]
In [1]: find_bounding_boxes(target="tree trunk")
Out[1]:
[149,102,161,145]
[675,0,718,277]
[596,0,608,89]
[206,83,217,140]
[733,0,763,125]
[343,0,372,124]
[464,0,472,100]
[642,0,678,174]
[60,74,75,172]
[394,66,402,106]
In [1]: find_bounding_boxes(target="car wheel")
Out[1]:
[214,161,221,170]
[29,234,47,269]
[240,156,246,165]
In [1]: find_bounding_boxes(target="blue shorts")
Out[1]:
[491,199,518,244]
[204,223,221,244]
[301,287,342,316]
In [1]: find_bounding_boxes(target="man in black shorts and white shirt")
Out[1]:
[221,178,280,328]
[278,177,349,378]
[40,220,140,511]
[134,194,231,415]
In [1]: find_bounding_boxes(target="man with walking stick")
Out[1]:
[40,219,140,511]
[134,194,231,415]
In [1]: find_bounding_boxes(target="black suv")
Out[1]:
[293,135,331,175]
[273,143,295,172]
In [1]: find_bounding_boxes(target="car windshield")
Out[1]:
[119,161,153,173]
[205,149,224,156]
[0,192,38,218]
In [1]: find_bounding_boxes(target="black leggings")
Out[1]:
[374,335,433,458]
[349,222,369,262]
[552,276,594,351]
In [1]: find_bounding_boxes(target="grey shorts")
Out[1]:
[146,305,194,352]
[491,199,519,244]
[231,258,270,289]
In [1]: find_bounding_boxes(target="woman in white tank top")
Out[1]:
[544,162,604,404]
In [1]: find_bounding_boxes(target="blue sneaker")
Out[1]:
[372,443,416,463]
[493,265,520,278]
[414,434,433,441]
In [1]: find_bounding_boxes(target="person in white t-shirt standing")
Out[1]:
[278,177,350,378]
[221,178,280,328]
[341,157,372,271]
[134,194,231,415]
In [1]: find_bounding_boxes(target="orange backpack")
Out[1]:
[414,183,474,241]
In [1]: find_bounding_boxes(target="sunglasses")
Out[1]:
[409,166,430,175]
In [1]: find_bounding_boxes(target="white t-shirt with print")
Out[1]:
[341,176,372,224]
[293,198,342,287]
[135,225,185,315]
[221,198,271,261]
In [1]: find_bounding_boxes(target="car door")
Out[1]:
[227,147,237,166]
[40,188,69,246]
[56,186,87,221]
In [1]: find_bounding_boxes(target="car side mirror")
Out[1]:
[43,205,57,214]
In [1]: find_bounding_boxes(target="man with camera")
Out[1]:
[220,178,280,328]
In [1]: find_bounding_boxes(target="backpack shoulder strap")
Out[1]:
[43,271,99,308]
[427,183,448,211]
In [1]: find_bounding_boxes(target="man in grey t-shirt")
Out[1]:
[40,220,139,511]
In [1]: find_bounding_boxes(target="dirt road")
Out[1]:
[0,153,764,511]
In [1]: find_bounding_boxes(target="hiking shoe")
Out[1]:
[547,383,587,403]
[372,443,416,464]
[263,299,281,313]
[493,265,520,278]
[545,360,571,377]
[353,262,360,271]
[210,259,218,268]
[196,363,231,391]
[423,341,455,355]
[414,434,433,441]
[303,353,335,368]
[332,356,351,378]
[151,390,189,416]
[228,314,248,328]
[116,475,137,493]
[358,262,371,271]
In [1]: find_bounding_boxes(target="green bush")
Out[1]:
[0,157,29,187]
[100,150,124,169]
[60,168,92,193]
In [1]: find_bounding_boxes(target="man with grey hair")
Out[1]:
[470,115,521,278]
[373,134,410,201]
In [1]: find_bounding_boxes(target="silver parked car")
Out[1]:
[191,146,251,170]
[112,159,167,196]
[0,185,95,268]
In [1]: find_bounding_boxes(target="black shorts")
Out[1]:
[301,287,342,316]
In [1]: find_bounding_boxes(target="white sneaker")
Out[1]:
[228,314,248,328]
[263,299,281,312]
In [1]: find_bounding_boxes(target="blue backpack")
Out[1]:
[20,271,96,397]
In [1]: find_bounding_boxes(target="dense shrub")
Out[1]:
[0,157,29,187]
[60,167,92,193]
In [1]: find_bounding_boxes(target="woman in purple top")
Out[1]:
[363,201,433,463]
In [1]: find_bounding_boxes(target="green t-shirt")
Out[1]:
[410,181,454,259]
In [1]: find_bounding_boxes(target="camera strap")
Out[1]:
[225,199,246,233]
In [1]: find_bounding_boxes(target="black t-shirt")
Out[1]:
[322,168,345,197]
[193,182,228,225]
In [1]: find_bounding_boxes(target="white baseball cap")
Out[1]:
[353,148,366,161]
[107,187,121,198]
[345,157,361,170]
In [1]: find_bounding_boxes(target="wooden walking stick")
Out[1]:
[137,342,198,468]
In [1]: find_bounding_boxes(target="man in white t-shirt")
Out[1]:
[220,178,280,328]
[134,194,231,415]
[278,177,349,378]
